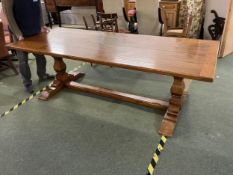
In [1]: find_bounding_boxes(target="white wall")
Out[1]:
[204,0,229,39]
[41,2,49,25]
[136,0,160,35]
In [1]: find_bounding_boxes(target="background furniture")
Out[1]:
[159,0,180,28]
[161,9,192,37]
[102,0,128,31]
[208,10,225,40]
[44,0,71,27]
[0,20,18,74]
[179,0,205,39]
[124,0,136,20]
[98,13,118,32]
[56,0,104,13]
[60,6,97,27]
[46,0,103,27]
[83,14,99,30]
[0,3,12,44]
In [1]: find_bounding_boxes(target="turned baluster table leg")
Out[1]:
[159,77,185,137]
[39,57,85,100]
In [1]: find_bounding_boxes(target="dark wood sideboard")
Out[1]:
[56,0,103,12]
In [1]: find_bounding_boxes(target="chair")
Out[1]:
[122,7,138,33]
[83,14,100,31]
[98,12,119,32]
[136,0,160,35]
[102,0,128,31]
[158,8,163,36]
[0,4,13,43]
[91,14,100,30]
[44,0,71,28]
[70,6,97,28]
[161,9,193,38]
[0,20,18,74]
[83,16,89,30]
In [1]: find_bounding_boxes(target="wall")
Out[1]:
[204,0,229,39]
[136,0,160,35]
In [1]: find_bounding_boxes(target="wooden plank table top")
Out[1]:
[8,28,219,82]
[7,28,219,136]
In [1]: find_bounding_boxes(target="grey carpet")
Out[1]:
[0,54,232,175]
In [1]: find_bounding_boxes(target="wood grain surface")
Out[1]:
[7,28,219,82]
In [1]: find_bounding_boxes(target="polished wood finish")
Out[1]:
[159,1,180,28]
[66,81,169,110]
[8,28,219,82]
[39,57,85,100]
[7,28,219,136]
[159,77,185,137]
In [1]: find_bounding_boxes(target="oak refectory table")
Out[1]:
[7,28,219,137]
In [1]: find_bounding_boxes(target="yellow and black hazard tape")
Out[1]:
[0,63,87,118]
[0,87,46,118]
[146,136,167,175]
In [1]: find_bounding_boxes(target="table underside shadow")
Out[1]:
[39,57,185,137]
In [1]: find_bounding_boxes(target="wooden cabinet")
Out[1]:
[159,1,180,28]
[55,0,103,12]
[56,0,96,6]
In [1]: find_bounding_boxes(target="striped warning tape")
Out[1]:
[146,136,167,175]
[0,63,86,118]
[0,87,46,118]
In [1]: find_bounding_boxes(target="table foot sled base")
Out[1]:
[38,72,85,100]
[39,57,185,137]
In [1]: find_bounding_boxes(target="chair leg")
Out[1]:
[7,55,18,75]
[160,24,163,36]
[57,12,62,27]
[48,13,53,29]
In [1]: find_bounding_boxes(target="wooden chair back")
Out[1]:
[0,20,18,74]
[0,20,9,58]
[98,12,119,32]
[161,9,193,38]
[160,8,169,33]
